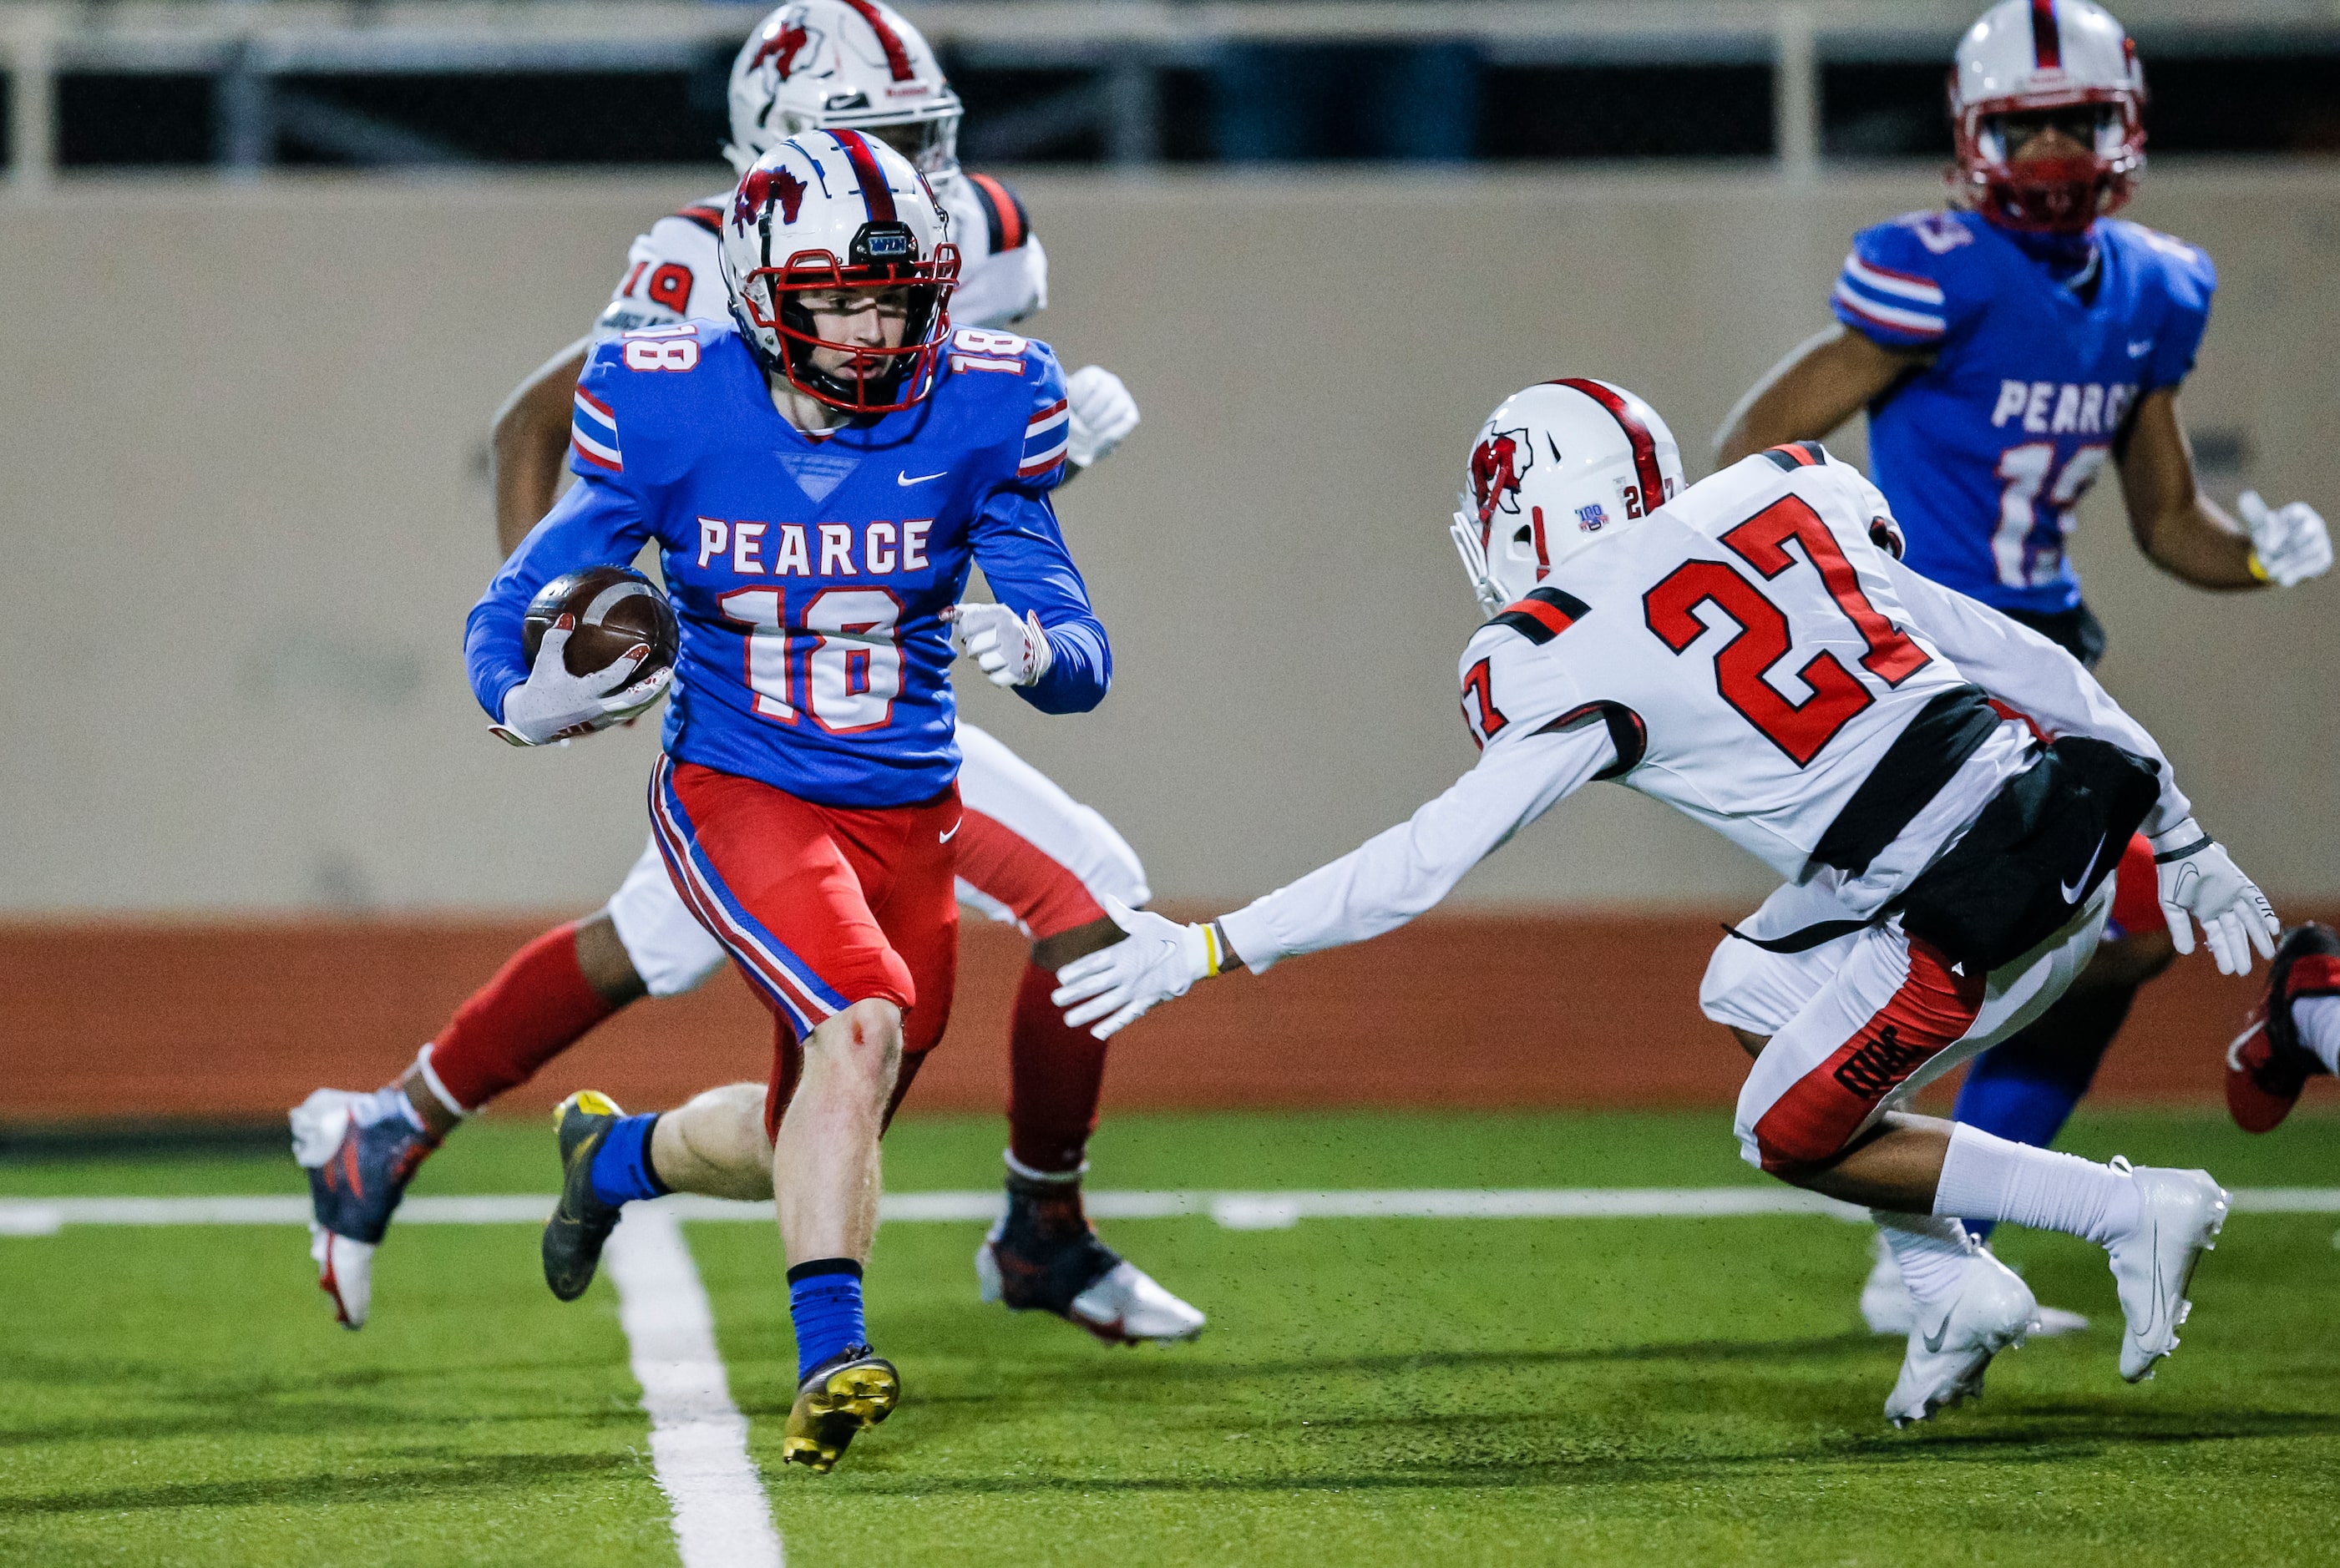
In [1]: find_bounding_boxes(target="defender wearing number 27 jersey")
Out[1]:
[468,318,1107,804]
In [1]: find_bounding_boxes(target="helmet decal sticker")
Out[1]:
[1471,430,1532,524]
[734,164,812,231]
[748,13,818,78]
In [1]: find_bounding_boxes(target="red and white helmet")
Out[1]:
[1450,379,1684,617]
[1949,0,2146,232]
[724,0,963,180]
[719,129,960,414]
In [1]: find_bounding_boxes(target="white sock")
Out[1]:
[1933,1122,2140,1247]
[2295,994,2340,1075]
[1872,1211,1976,1309]
[413,1044,471,1120]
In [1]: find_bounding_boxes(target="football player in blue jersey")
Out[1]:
[295,0,1203,1353]
[1715,0,2331,1335]
[469,130,1110,1473]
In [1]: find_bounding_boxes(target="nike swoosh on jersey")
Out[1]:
[2128,339,2155,357]
[899,468,948,486]
[940,817,963,844]
[2062,832,2111,903]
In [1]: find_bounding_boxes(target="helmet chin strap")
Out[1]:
[1450,508,1510,619]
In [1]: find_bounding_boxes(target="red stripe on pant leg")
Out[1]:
[2109,832,2161,937]
[426,921,620,1110]
[1752,938,1987,1172]
[952,810,1107,941]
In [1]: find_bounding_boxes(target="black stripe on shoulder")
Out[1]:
[1527,585,1591,621]
[675,205,724,235]
[1489,609,1557,645]
[1760,440,1831,472]
[1534,701,1649,780]
[968,176,1006,253]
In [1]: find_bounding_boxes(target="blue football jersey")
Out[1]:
[1831,209,2216,615]
[467,320,1108,808]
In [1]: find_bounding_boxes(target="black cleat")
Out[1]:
[2226,923,2340,1133]
[975,1172,1205,1345]
[783,1345,899,1473]
[543,1090,628,1302]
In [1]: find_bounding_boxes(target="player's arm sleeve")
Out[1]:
[463,463,654,722]
[965,342,1106,711]
[1882,553,2192,835]
[1828,219,1963,352]
[956,175,1047,327]
[2144,235,2217,394]
[968,483,1110,714]
[1218,635,1613,969]
[1217,724,1613,972]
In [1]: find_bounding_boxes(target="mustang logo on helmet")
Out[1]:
[748,13,820,79]
[734,165,811,232]
[1470,430,1532,524]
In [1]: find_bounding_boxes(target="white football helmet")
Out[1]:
[1949,0,2145,231]
[720,129,959,413]
[724,0,963,181]
[1450,378,1684,617]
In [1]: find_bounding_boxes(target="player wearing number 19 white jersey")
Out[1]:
[1052,377,2279,1424]
[292,0,1202,1351]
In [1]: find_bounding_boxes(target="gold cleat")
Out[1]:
[782,1347,900,1473]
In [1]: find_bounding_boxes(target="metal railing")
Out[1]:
[6,0,2336,186]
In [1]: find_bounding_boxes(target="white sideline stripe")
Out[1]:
[605,1206,785,1568]
[8,1187,2340,1236]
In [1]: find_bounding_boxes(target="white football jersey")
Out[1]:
[1217,443,2189,970]
[1456,446,2006,885]
[594,169,1047,338]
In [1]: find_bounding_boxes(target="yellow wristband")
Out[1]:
[1201,923,1224,978]
[2247,549,2271,584]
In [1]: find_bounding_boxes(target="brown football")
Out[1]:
[522,566,681,683]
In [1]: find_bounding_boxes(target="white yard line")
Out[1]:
[605,1204,785,1568]
[4,1186,2339,1236]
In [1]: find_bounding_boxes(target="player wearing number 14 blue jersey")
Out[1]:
[468,129,1108,1474]
[1716,0,2330,1338]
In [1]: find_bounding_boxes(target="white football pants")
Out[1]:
[606,722,1149,996]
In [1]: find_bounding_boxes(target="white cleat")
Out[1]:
[2105,1160,2227,1383]
[1864,1234,2089,1337]
[1884,1250,2039,1428]
[1067,1260,1207,1346]
[308,1223,376,1330]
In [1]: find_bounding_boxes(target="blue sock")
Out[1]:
[788,1259,867,1383]
[588,1114,669,1207]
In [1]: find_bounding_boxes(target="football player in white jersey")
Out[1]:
[291,0,1203,1350]
[1713,0,2331,1338]
[1052,379,2278,1424]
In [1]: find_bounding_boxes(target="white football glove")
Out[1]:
[2239,491,2332,588]
[1065,365,1139,469]
[1052,896,1233,1039]
[490,615,671,746]
[2150,819,2278,977]
[945,601,1055,689]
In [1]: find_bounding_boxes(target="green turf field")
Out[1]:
[4,1109,2338,1566]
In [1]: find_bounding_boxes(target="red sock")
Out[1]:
[1005,959,1109,1175]
[425,921,622,1111]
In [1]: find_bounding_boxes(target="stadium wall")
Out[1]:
[0,908,2307,1122]
[3,167,2334,1116]
[2,164,2335,920]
